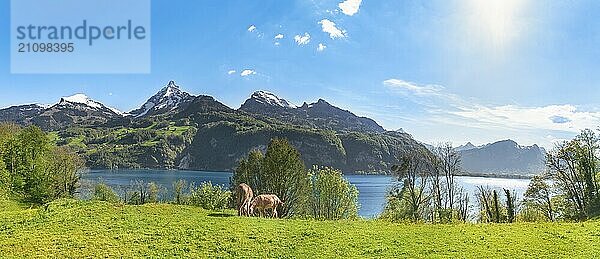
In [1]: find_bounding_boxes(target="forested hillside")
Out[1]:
[0,81,424,172]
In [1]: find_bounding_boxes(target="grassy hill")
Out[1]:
[1,199,599,258]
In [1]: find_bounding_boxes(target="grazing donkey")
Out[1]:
[236,183,254,216]
[250,194,284,218]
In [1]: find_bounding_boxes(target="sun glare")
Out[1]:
[464,0,529,50]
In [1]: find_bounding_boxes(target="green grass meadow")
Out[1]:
[0,199,599,258]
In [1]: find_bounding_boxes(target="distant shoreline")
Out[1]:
[87,168,534,179]
[456,172,534,179]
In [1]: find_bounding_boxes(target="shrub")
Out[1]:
[126,180,164,205]
[188,182,231,210]
[380,186,414,222]
[307,167,358,220]
[172,179,188,205]
[147,182,163,203]
[93,183,120,203]
[0,167,9,200]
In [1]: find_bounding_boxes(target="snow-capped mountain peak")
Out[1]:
[167,80,178,88]
[58,94,124,115]
[161,81,180,97]
[129,81,195,118]
[59,94,103,109]
[250,91,296,108]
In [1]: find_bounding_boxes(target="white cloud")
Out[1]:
[317,43,327,52]
[319,19,347,39]
[227,70,236,75]
[338,0,362,16]
[247,25,256,32]
[274,42,281,46]
[383,78,600,147]
[449,104,600,133]
[240,69,256,77]
[383,79,444,96]
[274,34,284,39]
[294,33,311,45]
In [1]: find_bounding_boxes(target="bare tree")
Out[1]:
[391,148,436,221]
[477,186,494,223]
[427,143,463,222]
[456,187,470,222]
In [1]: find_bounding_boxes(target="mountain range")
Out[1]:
[457,140,546,176]
[0,81,424,173]
[0,81,547,175]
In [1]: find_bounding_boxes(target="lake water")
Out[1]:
[79,170,531,218]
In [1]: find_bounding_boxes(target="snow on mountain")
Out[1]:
[135,102,155,118]
[0,104,47,125]
[58,94,124,115]
[250,91,296,108]
[59,94,103,109]
[130,81,195,118]
[0,103,49,110]
[241,92,385,133]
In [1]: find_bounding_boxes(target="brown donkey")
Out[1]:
[236,183,254,216]
[250,194,284,218]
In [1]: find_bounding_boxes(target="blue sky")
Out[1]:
[1,0,600,148]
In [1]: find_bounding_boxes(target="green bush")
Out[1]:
[147,182,163,203]
[307,167,358,220]
[172,179,189,204]
[92,183,120,203]
[188,182,231,210]
[380,186,414,222]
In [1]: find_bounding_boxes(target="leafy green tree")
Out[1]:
[15,127,53,204]
[262,138,310,217]
[233,138,310,218]
[48,146,85,199]
[0,124,82,204]
[546,129,600,219]
[232,150,263,197]
[0,124,13,198]
[522,175,554,221]
[307,167,358,220]
[574,130,600,215]
[0,124,84,203]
